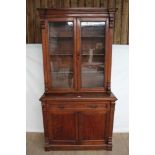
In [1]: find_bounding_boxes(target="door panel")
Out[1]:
[48,19,76,90]
[79,110,107,144]
[77,18,107,91]
[47,110,77,144]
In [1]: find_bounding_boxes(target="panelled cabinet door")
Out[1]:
[47,18,77,91]
[77,18,108,91]
[47,110,77,144]
[78,110,108,145]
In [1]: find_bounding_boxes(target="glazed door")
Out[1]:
[47,18,77,92]
[77,18,108,91]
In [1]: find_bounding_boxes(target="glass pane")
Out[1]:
[49,22,74,88]
[80,22,105,88]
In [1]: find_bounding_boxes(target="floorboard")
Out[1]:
[26,132,129,155]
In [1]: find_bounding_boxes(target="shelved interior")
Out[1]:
[80,21,105,88]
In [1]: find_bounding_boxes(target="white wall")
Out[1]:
[111,45,129,132]
[26,44,129,132]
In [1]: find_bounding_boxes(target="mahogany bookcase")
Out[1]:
[38,8,117,151]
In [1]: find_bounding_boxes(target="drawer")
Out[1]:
[45,101,110,111]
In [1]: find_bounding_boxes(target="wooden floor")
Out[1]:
[26,132,129,155]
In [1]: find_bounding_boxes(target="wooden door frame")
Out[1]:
[76,17,109,92]
[45,18,78,93]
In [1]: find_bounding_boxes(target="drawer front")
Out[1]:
[46,101,110,111]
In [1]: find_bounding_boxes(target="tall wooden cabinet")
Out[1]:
[38,8,117,151]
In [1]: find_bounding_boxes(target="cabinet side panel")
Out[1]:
[108,101,115,145]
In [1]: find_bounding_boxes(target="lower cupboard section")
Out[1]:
[41,101,115,151]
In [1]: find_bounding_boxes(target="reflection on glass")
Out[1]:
[81,22,105,26]
[49,22,74,88]
[81,22,105,88]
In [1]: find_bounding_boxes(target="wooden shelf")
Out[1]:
[49,36,104,38]
[81,36,105,38]
[52,71,73,74]
[50,54,73,56]
[49,36,73,38]
[82,71,104,74]
[82,54,104,56]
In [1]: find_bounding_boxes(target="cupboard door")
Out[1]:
[77,18,107,90]
[79,110,108,144]
[47,110,77,144]
[48,19,77,90]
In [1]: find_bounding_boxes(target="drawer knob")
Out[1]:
[58,105,64,109]
[89,105,97,108]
